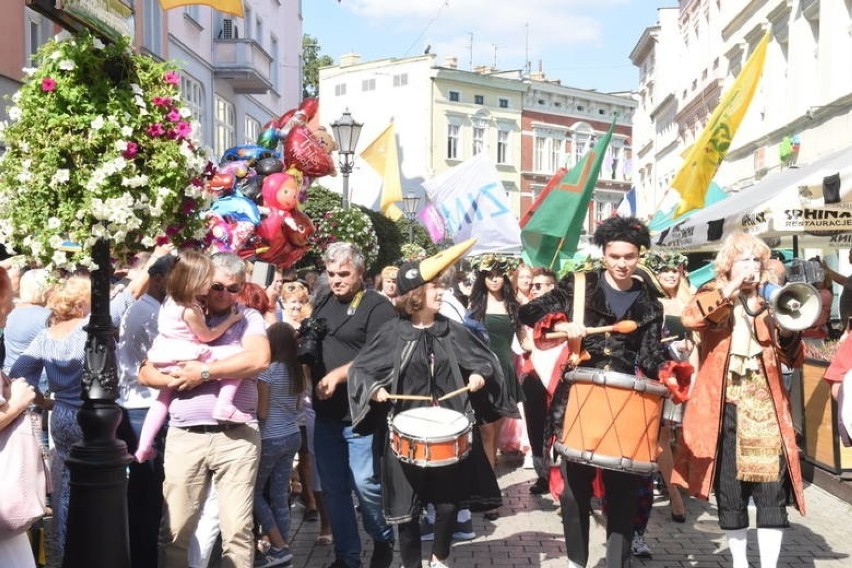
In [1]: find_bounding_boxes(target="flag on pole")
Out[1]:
[159,0,244,17]
[521,121,615,269]
[671,31,770,216]
[423,154,521,256]
[360,123,403,221]
[615,187,637,217]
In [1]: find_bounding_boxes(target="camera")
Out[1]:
[297,317,327,365]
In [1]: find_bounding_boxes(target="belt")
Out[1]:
[177,423,241,434]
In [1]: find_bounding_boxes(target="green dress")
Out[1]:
[484,314,524,404]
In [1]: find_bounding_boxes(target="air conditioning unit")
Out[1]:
[220,18,237,39]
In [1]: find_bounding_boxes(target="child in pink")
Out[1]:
[135,250,247,462]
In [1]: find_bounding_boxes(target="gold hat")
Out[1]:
[397,238,476,295]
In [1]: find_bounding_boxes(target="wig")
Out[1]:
[593,216,651,250]
[712,232,771,285]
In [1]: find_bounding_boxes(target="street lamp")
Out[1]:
[401,192,421,243]
[330,109,363,209]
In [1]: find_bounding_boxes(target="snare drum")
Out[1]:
[555,367,670,474]
[389,407,473,468]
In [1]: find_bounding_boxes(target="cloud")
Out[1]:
[341,0,628,70]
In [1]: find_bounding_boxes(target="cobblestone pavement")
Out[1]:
[46,453,852,567]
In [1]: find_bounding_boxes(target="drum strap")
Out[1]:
[572,272,586,325]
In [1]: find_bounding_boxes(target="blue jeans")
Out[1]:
[314,416,393,567]
[253,432,301,540]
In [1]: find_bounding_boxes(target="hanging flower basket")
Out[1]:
[311,207,378,269]
[0,32,214,272]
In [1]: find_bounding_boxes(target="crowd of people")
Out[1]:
[1,215,849,568]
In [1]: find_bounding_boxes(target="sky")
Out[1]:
[303,0,674,94]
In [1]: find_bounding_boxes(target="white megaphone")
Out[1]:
[759,282,823,331]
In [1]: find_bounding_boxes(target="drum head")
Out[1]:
[392,407,469,438]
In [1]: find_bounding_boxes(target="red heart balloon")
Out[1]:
[285,125,335,177]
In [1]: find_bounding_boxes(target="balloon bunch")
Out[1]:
[202,97,338,268]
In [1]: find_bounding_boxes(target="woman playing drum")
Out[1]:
[673,232,805,568]
[348,240,517,568]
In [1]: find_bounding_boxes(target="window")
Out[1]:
[534,136,546,172]
[598,109,606,115]
[499,98,509,109]
[474,95,484,105]
[270,36,279,90]
[255,19,263,45]
[25,10,51,65]
[497,130,509,164]
[184,5,200,22]
[393,73,408,87]
[181,74,204,141]
[576,105,584,112]
[447,123,460,159]
[448,90,460,102]
[143,0,164,57]
[551,136,562,170]
[334,83,347,96]
[245,116,261,145]
[214,95,236,160]
[472,126,485,155]
[362,78,376,92]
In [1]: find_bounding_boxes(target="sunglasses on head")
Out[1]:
[210,282,242,294]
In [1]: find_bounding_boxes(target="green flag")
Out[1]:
[521,121,615,268]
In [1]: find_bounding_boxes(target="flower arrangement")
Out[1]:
[469,253,521,274]
[0,32,213,272]
[400,243,427,263]
[642,250,689,273]
[311,206,379,268]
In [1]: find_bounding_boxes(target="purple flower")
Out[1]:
[167,109,181,122]
[41,77,56,92]
[163,71,181,85]
[175,121,192,138]
[146,123,165,137]
[152,96,172,107]
[121,141,139,159]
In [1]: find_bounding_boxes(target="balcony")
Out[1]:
[212,38,273,94]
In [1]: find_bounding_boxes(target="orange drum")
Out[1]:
[554,367,670,473]
[389,407,473,468]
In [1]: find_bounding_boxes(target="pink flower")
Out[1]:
[167,109,181,122]
[166,128,178,140]
[175,121,192,138]
[181,198,197,214]
[155,235,172,246]
[163,71,181,85]
[165,224,182,237]
[152,96,172,107]
[41,77,56,92]
[146,123,165,137]
[121,141,139,159]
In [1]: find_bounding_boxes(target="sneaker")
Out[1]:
[452,517,475,540]
[420,515,435,541]
[631,532,652,558]
[254,545,293,567]
[430,559,450,568]
[529,477,549,495]
[369,540,394,568]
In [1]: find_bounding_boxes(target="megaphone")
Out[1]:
[760,282,823,331]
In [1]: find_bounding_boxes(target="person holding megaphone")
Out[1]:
[672,232,805,568]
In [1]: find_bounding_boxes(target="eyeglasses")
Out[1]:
[210,282,243,294]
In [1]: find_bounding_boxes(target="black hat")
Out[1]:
[397,239,476,296]
[148,255,177,276]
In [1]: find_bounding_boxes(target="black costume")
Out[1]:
[349,316,517,567]
[518,269,670,568]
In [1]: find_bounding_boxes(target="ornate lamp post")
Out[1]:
[401,192,421,244]
[330,109,363,209]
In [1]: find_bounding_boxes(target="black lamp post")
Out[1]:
[330,109,363,209]
[401,192,421,243]
[63,234,132,567]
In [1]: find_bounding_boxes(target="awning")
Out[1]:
[658,146,852,250]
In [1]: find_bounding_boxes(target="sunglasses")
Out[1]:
[532,282,554,290]
[210,282,243,294]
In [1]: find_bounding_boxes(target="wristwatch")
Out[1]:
[200,365,211,382]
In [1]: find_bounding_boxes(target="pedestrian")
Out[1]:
[674,232,805,568]
[138,251,270,567]
[349,240,516,568]
[518,216,679,568]
[134,250,246,463]
[253,322,305,567]
[309,242,397,568]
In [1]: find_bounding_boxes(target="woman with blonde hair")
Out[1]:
[674,233,804,568]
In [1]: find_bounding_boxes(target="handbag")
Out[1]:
[0,405,49,536]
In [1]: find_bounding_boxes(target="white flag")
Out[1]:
[423,154,521,256]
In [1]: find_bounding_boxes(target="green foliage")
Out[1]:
[362,208,402,276]
[302,34,334,99]
[0,32,211,272]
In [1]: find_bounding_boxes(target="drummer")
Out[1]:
[518,216,677,568]
[348,239,518,568]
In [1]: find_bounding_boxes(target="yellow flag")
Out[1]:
[360,123,403,220]
[672,31,770,217]
[159,0,244,18]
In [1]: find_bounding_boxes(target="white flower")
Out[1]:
[134,95,146,109]
[8,107,21,121]
[50,169,70,185]
[91,223,107,238]
[49,51,62,60]
[21,67,37,76]
[47,217,62,229]
[51,250,67,267]
[58,59,76,71]
[92,38,105,50]
[141,236,155,248]
[91,116,105,130]
[19,141,29,154]
[115,140,128,152]
[179,107,192,118]
[121,125,134,137]
[130,83,143,95]
[48,234,64,249]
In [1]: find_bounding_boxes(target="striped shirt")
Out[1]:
[257,361,300,440]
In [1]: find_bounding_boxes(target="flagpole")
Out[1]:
[549,237,565,270]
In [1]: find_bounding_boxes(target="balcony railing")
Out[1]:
[211,38,273,94]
